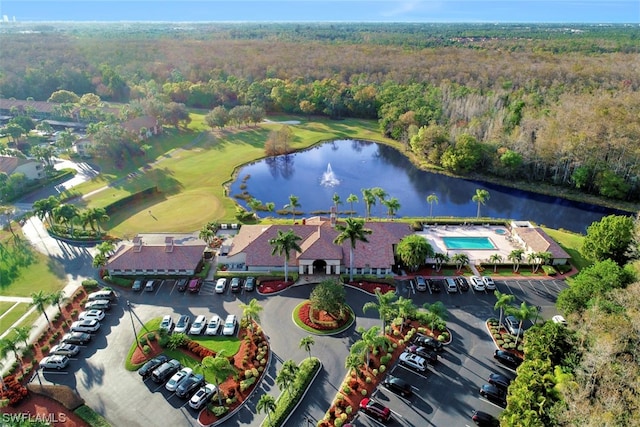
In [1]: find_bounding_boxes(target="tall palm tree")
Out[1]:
[256,394,276,425]
[247,198,262,218]
[239,298,263,332]
[0,206,16,238]
[0,337,22,372]
[355,326,392,369]
[451,253,470,272]
[372,187,387,218]
[299,336,315,360]
[363,289,397,333]
[88,207,109,233]
[346,193,359,217]
[361,188,376,219]
[30,290,51,327]
[393,297,417,332]
[92,253,108,269]
[268,229,302,282]
[13,325,33,348]
[489,253,503,273]
[32,196,59,227]
[345,351,365,377]
[426,193,439,217]
[507,301,537,342]
[382,197,401,219]
[332,193,342,217]
[333,217,372,282]
[433,252,449,272]
[472,189,490,218]
[508,249,525,272]
[53,204,79,236]
[277,359,299,396]
[283,194,300,222]
[201,352,237,406]
[423,301,448,333]
[494,290,515,328]
[97,241,115,258]
[199,226,215,246]
[48,290,68,315]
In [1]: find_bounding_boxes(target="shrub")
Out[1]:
[361,389,367,396]
[496,340,504,346]
[139,336,148,346]
[240,376,257,392]
[82,279,99,289]
[379,365,386,373]
[142,345,150,354]
[41,345,50,354]
[210,405,228,417]
[147,333,157,342]
[365,376,372,384]
[345,406,353,415]
[440,332,450,341]
[372,369,379,376]
[334,419,344,427]
[342,385,351,394]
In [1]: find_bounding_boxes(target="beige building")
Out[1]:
[0,155,45,180]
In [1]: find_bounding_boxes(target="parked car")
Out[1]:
[456,276,470,291]
[482,276,496,290]
[144,280,156,292]
[445,278,458,293]
[151,359,182,384]
[552,315,568,326]
[70,319,101,333]
[166,367,193,392]
[160,315,174,333]
[381,374,412,397]
[479,383,507,406]
[49,344,79,357]
[78,309,105,321]
[189,383,217,409]
[138,354,168,378]
[406,345,438,364]
[174,315,191,334]
[504,315,523,336]
[398,352,428,373]
[87,289,116,301]
[359,397,391,422]
[176,278,189,292]
[412,333,444,352]
[176,373,205,398]
[62,332,91,345]
[470,276,486,291]
[215,278,227,294]
[132,280,143,292]
[494,350,523,368]
[222,314,237,336]
[230,277,242,293]
[40,355,69,370]
[205,315,221,335]
[488,372,512,390]
[428,279,441,293]
[415,276,427,292]
[189,315,207,335]
[188,278,202,293]
[471,410,499,426]
[244,276,256,292]
[84,300,111,311]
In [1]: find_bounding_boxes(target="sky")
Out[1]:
[0,0,638,23]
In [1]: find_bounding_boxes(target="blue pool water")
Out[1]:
[442,236,496,250]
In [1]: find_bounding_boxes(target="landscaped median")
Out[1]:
[260,357,322,427]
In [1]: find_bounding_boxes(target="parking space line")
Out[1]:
[479,397,506,409]
[154,281,164,296]
[396,365,428,379]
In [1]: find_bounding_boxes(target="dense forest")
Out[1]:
[1,22,639,205]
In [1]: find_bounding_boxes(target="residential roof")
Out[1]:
[516,227,570,259]
[122,116,158,133]
[0,155,34,175]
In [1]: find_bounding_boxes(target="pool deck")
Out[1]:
[418,224,523,268]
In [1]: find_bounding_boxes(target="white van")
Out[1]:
[445,278,458,293]
[222,314,237,336]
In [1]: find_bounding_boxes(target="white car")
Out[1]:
[189,383,217,410]
[482,276,496,290]
[222,314,237,336]
[398,352,428,373]
[552,315,568,326]
[70,319,101,333]
[470,276,486,291]
[174,315,190,334]
[215,278,227,294]
[40,355,69,370]
[189,315,207,335]
[165,367,193,392]
[78,309,105,321]
[49,344,80,357]
[160,315,174,332]
[205,315,221,335]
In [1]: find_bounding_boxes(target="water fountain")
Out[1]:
[320,163,340,187]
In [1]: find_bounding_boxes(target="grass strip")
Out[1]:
[74,404,112,427]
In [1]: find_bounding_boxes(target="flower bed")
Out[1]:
[346,281,395,295]
[297,302,351,331]
[258,279,295,294]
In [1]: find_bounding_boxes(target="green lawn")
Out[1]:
[542,227,590,271]
[0,301,16,317]
[0,303,31,336]
[1,308,40,341]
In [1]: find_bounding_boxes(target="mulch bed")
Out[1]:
[346,281,395,294]
[258,279,295,294]
[298,301,351,331]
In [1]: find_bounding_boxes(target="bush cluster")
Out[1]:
[2,374,29,406]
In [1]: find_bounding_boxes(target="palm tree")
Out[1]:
[372,187,387,218]
[472,189,490,218]
[363,288,397,333]
[277,359,299,395]
[239,298,263,332]
[0,337,22,371]
[265,202,275,214]
[345,351,365,377]
[332,192,342,216]
[247,198,262,218]
[382,197,401,219]
[53,204,79,236]
[346,193,359,217]
[30,290,51,327]
[256,394,276,424]
[527,252,538,272]
[268,229,302,282]
[451,253,470,272]
[199,226,215,246]
[87,207,109,233]
[283,194,300,222]
[201,352,237,406]
[275,366,296,397]
[48,290,68,315]
[13,325,33,348]
[393,297,417,332]
[32,196,59,227]
[96,241,115,258]
[508,249,524,273]
[92,253,108,269]
[0,206,16,238]
[355,325,392,369]
[361,188,376,219]
[488,253,503,273]
[507,301,537,342]
[299,336,315,360]
[333,217,372,282]
[433,252,449,272]
[423,301,448,333]
[426,194,439,217]
[494,290,515,328]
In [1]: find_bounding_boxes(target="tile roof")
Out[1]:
[516,227,570,259]
[0,155,33,175]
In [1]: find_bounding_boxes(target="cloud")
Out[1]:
[380,0,443,18]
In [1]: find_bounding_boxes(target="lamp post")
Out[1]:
[127,300,140,348]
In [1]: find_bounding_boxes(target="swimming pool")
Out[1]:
[442,236,496,250]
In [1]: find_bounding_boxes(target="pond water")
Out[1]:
[229,140,628,234]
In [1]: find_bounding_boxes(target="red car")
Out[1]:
[359,397,391,423]
[188,278,202,293]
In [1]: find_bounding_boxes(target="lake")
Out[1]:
[229,140,627,234]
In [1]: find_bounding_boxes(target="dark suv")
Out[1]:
[428,279,441,293]
[412,333,444,352]
[151,359,181,384]
[382,375,412,397]
[176,373,205,398]
[176,278,188,292]
[138,355,168,378]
